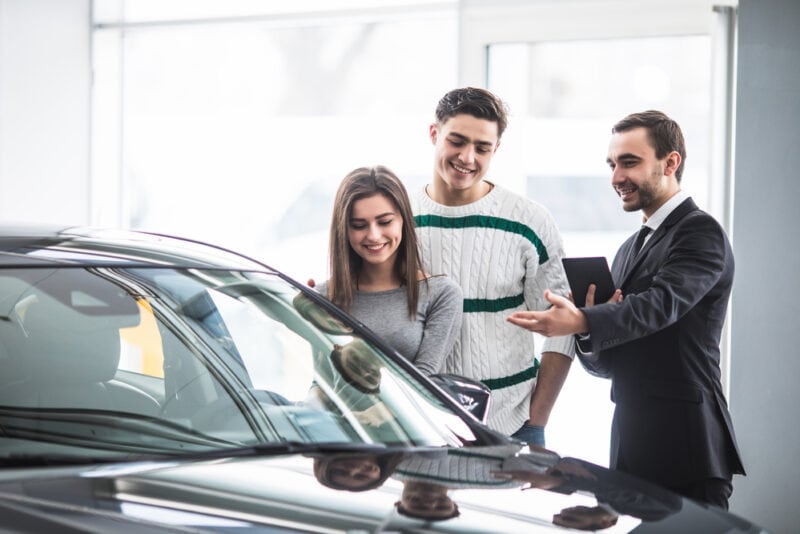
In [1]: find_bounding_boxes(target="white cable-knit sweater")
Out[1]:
[413,184,575,434]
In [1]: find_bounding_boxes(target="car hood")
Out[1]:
[0,445,761,533]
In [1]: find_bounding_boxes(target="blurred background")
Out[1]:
[86,0,729,473]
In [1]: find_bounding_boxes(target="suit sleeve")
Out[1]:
[583,213,731,353]
[573,334,612,378]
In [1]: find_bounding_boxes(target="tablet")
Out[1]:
[561,257,616,308]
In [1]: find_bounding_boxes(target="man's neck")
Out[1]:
[642,186,683,220]
[426,179,493,207]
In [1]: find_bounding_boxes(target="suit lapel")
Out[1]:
[619,198,699,285]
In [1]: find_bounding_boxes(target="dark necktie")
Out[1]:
[633,225,651,254]
[626,225,651,271]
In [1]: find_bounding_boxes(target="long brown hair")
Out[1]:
[328,165,423,318]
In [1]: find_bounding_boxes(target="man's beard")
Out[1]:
[623,165,662,213]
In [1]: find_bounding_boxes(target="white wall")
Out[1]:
[0,0,90,225]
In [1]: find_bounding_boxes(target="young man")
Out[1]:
[507,110,745,508]
[412,87,575,447]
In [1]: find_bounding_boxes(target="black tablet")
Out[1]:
[561,257,616,308]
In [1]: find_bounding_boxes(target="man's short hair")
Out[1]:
[435,87,509,138]
[612,110,687,181]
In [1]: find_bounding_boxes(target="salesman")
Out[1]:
[506,110,745,509]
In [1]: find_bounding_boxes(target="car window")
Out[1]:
[0,266,476,462]
[120,299,165,378]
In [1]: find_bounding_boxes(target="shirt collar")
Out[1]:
[643,190,689,232]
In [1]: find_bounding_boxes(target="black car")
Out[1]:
[0,226,765,532]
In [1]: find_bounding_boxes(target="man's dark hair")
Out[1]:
[611,110,686,181]
[435,87,509,138]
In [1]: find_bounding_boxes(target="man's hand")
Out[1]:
[507,290,588,337]
[491,469,563,491]
[507,286,622,337]
[584,283,623,307]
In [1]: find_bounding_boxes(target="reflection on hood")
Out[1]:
[394,443,550,490]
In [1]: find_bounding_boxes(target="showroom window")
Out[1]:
[487,35,712,258]
[458,0,737,464]
[486,35,713,466]
[92,0,737,467]
[92,0,458,281]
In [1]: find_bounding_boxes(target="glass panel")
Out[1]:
[488,35,711,466]
[120,299,165,378]
[489,36,711,234]
[91,11,457,282]
[93,0,456,25]
[0,265,475,462]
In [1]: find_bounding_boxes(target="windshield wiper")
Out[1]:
[0,405,238,455]
[0,453,140,468]
[157,441,395,463]
[0,406,401,466]
[0,442,397,468]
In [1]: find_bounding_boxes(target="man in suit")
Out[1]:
[506,110,745,509]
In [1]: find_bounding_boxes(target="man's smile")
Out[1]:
[450,162,475,175]
[615,184,638,200]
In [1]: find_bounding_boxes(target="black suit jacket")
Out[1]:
[579,197,745,487]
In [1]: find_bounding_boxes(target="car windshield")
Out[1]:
[0,266,476,462]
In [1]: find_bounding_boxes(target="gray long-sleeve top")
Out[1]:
[317,276,463,375]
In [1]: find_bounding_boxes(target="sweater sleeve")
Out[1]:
[412,277,464,375]
[522,204,575,359]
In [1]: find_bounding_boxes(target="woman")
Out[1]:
[317,165,462,376]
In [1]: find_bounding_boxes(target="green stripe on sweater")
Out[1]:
[414,214,549,264]
[394,469,511,487]
[463,294,524,313]
[481,359,540,390]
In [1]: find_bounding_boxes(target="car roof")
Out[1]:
[0,225,276,272]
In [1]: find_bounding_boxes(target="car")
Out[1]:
[0,225,765,533]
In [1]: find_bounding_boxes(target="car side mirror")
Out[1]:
[430,373,491,425]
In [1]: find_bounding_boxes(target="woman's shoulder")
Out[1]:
[421,274,462,296]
